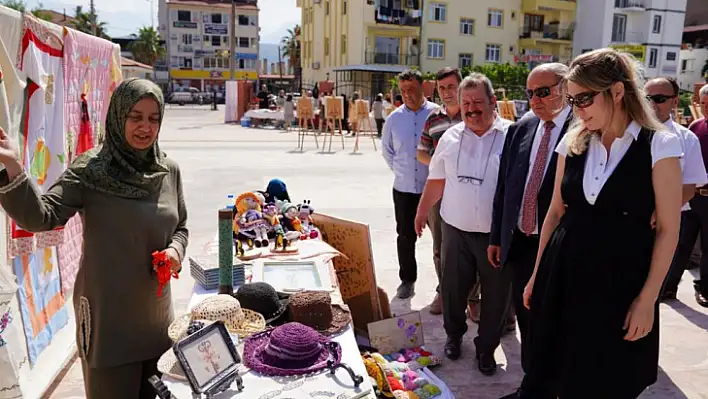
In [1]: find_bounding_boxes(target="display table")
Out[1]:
[162,240,376,398]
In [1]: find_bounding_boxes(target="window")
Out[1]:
[488,9,503,28]
[343,0,347,14]
[652,15,661,33]
[524,14,544,31]
[204,56,229,69]
[223,36,229,45]
[341,35,347,54]
[238,59,256,69]
[239,37,250,48]
[211,35,221,46]
[427,39,444,59]
[460,19,474,35]
[648,48,658,68]
[485,44,501,63]
[211,13,222,24]
[179,57,193,68]
[666,52,676,61]
[325,38,330,56]
[238,15,250,26]
[177,10,191,22]
[459,53,472,68]
[681,59,688,72]
[429,3,446,22]
[182,34,192,45]
[203,35,209,42]
[611,14,626,42]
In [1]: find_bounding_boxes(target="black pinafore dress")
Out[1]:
[525,129,660,399]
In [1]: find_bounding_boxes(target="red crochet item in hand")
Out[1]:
[152,251,179,297]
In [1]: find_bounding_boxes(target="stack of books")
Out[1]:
[189,253,248,290]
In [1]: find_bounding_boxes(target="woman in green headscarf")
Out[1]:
[0,78,188,398]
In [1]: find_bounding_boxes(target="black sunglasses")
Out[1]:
[646,94,676,104]
[566,91,600,109]
[525,81,562,100]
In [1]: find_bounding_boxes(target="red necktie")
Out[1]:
[520,121,555,234]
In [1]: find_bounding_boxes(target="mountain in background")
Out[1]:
[259,43,288,67]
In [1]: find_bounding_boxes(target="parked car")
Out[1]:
[167,87,204,105]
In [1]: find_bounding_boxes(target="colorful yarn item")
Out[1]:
[153,251,178,297]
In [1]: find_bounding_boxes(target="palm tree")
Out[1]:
[130,27,165,66]
[71,5,110,40]
[280,25,301,74]
[1,0,52,21]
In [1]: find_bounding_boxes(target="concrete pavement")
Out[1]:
[48,106,708,399]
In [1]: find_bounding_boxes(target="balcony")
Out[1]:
[522,0,576,12]
[614,0,645,11]
[611,30,645,44]
[375,7,422,27]
[364,51,419,67]
[520,25,574,42]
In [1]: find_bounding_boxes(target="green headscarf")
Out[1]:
[63,78,169,198]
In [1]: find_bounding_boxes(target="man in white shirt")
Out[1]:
[414,73,512,375]
[645,77,708,303]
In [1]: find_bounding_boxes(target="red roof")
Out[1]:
[36,9,77,27]
[121,57,154,70]
[684,24,708,33]
[259,74,295,79]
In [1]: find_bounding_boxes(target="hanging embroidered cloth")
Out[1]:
[8,14,67,257]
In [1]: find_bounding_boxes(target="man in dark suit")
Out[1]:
[491,63,573,399]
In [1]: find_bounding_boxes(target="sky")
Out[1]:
[23,0,300,43]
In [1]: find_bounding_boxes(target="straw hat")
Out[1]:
[168,295,266,342]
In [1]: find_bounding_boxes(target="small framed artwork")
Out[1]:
[355,99,370,119]
[297,97,314,118]
[256,260,334,293]
[174,321,243,395]
[325,96,344,120]
[367,311,424,354]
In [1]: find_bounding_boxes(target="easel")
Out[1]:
[296,97,318,151]
[352,99,377,153]
[322,96,346,152]
[496,88,517,121]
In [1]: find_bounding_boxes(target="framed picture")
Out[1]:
[297,97,314,118]
[325,96,344,120]
[355,100,370,119]
[255,260,334,293]
[174,321,242,395]
[367,311,424,354]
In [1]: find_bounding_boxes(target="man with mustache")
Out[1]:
[416,67,470,315]
[494,63,573,399]
[382,69,439,299]
[414,74,512,375]
[646,77,708,307]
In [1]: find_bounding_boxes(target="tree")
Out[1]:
[462,63,530,100]
[1,0,53,21]
[280,25,301,74]
[130,26,164,66]
[71,5,110,40]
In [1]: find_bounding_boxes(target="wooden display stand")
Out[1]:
[322,96,346,152]
[296,97,318,151]
[352,99,377,153]
[496,88,517,121]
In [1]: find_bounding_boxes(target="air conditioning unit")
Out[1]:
[312,62,320,69]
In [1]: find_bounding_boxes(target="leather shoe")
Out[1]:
[444,336,462,360]
[695,281,708,308]
[396,282,415,299]
[429,294,442,315]
[476,351,497,376]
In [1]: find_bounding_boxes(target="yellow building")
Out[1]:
[298,0,423,98]
[421,0,522,73]
[158,0,260,92]
[517,0,576,65]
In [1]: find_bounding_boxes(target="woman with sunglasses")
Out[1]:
[518,48,682,399]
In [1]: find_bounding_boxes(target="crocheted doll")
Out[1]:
[236,192,269,248]
[262,202,281,237]
[296,200,319,239]
[277,200,304,242]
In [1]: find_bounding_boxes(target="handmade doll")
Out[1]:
[235,192,269,248]
[262,202,281,238]
[296,199,319,239]
[277,200,304,242]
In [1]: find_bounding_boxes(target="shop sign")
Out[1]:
[173,21,197,29]
[514,54,553,63]
[204,23,228,35]
[195,50,215,58]
[210,71,223,78]
[235,52,258,60]
[608,44,646,62]
[170,69,258,80]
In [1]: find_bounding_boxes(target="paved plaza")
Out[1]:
[48,106,708,399]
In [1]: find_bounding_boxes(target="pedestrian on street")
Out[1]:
[415,67,464,316]
[521,48,682,399]
[372,93,385,138]
[491,63,573,397]
[414,73,513,376]
[645,77,708,306]
[382,69,438,299]
[0,79,189,399]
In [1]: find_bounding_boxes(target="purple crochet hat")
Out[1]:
[243,322,342,377]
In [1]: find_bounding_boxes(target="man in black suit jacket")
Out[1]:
[491,64,573,399]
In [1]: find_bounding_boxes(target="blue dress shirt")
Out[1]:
[381,101,439,194]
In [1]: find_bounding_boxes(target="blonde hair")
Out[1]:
[565,48,664,155]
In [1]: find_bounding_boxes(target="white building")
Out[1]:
[573,0,687,79]
[678,47,708,92]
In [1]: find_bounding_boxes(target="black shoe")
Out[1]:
[396,282,415,299]
[477,351,497,376]
[694,281,708,308]
[444,336,462,360]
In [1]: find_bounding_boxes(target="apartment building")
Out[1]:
[573,0,687,79]
[298,0,422,98]
[678,0,708,92]
[157,0,259,92]
[420,0,522,72]
[517,0,576,65]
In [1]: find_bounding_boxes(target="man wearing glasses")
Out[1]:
[414,73,512,376]
[646,77,708,307]
[493,63,573,399]
[382,69,439,299]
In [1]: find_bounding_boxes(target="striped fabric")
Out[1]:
[418,106,462,156]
